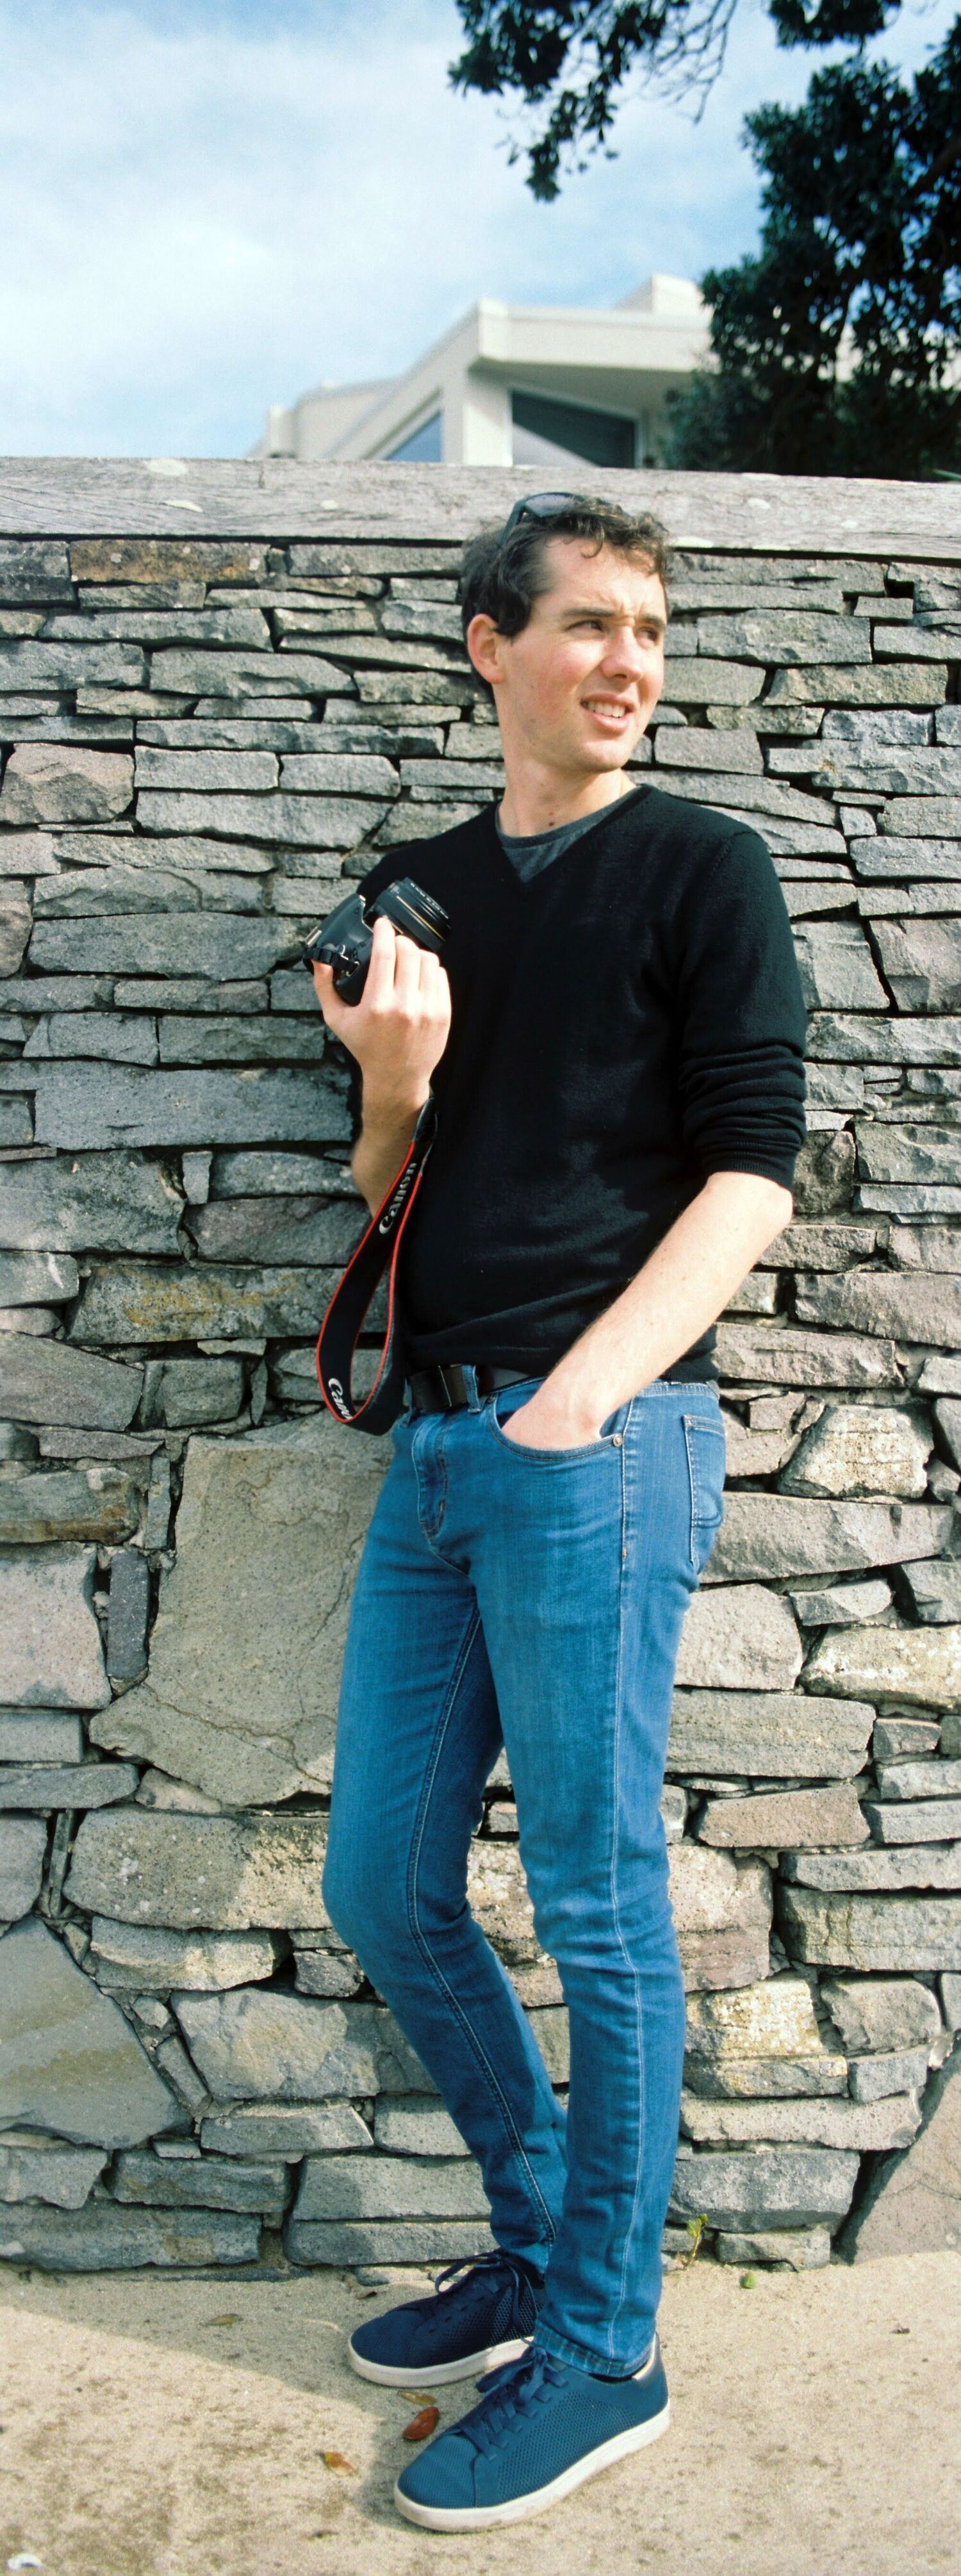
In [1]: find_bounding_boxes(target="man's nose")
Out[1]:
[598,625,647,682]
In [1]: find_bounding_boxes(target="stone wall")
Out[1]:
[1,461,960,2279]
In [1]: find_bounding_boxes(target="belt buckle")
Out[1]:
[439,1362,468,1409]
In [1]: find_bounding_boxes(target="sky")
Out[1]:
[1,0,955,456]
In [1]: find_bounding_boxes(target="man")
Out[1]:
[313,493,807,2532]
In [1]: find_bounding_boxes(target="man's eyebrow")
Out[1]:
[558,602,668,633]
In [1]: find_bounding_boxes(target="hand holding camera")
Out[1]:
[306,878,452,1116]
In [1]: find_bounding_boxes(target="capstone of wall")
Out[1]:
[1,461,960,2277]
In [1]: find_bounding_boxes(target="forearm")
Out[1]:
[351,1078,431,1217]
[540,1171,794,1434]
[312,912,450,1217]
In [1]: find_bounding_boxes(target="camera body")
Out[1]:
[303,876,450,1005]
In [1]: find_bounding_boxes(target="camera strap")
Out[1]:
[315,1089,438,1433]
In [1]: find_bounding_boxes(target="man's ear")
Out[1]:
[465,612,504,690]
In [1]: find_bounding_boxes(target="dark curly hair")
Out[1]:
[459,495,670,657]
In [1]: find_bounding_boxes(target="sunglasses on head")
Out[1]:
[500,489,589,541]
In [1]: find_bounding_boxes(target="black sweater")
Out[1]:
[349,784,807,1380]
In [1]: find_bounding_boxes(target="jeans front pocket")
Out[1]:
[489,1390,633,1463]
[682,1412,727,1573]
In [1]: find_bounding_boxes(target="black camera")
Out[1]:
[302,876,450,1005]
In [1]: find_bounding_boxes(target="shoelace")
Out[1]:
[415,2250,527,2342]
[461,2350,568,2459]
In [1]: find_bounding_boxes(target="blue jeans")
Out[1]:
[324,1370,727,2374]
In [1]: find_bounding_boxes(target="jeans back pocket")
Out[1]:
[682,1413,727,1574]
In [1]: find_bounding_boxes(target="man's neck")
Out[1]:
[497,762,634,839]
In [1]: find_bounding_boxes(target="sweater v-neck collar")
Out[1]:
[486,779,653,889]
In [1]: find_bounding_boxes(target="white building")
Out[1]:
[256,275,709,472]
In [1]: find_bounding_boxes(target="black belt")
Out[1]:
[407,1359,708,1415]
[408,1363,531,1415]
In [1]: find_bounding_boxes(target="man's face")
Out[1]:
[469,536,667,778]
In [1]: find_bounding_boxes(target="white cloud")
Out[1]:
[0,0,953,453]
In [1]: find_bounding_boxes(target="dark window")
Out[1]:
[386,410,443,463]
[511,390,636,470]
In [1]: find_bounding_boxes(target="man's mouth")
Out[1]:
[581,698,636,728]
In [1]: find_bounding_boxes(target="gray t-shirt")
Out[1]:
[495,787,645,883]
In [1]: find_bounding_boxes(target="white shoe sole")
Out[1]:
[393,2397,669,2529]
[347,2332,532,2390]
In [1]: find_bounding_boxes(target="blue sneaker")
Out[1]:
[393,2336,669,2529]
[347,2250,543,2390]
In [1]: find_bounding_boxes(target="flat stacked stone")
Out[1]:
[1,468,960,2274]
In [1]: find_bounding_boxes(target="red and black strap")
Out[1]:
[314,1091,438,1433]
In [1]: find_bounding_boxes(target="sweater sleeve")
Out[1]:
[674,826,807,1191]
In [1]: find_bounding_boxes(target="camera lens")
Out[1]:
[400,890,448,936]
[378,881,450,951]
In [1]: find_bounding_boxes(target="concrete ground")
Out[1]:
[1,2251,958,2576]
